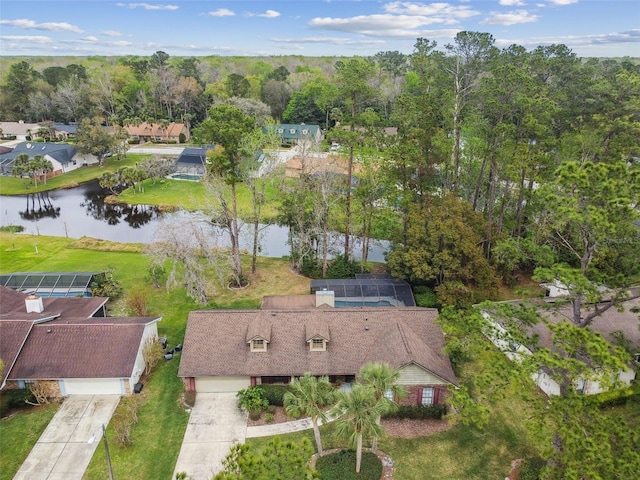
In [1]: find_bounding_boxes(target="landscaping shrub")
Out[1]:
[326,254,359,279]
[413,285,438,308]
[236,385,268,412]
[178,133,186,143]
[383,404,447,420]
[265,412,275,423]
[316,450,382,480]
[266,404,277,414]
[183,390,196,408]
[0,389,36,417]
[249,409,262,421]
[518,457,546,480]
[262,384,289,407]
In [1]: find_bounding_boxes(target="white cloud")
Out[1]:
[0,18,83,33]
[80,36,99,43]
[310,14,455,36]
[116,3,179,11]
[247,10,281,18]
[102,30,123,37]
[271,36,385,46]
[208,8,235,17]
[546,0,578,5]
[383,2,480,19]
[0,35,53,44]
[499,0,526,5]
[481,10,539,26]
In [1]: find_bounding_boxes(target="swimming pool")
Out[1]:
[169,173,202,181]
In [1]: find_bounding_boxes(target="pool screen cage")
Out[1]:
[0,272,99,297]
[310,274,416,307]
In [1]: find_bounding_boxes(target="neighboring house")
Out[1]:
[0,285,161,396]
[0,141,92,176]
[125,122,190,143]
[0,121,40,140]
[178,306,458,405]
[481,295,640,396]
[52,123,79,140]
[266,123,323,147]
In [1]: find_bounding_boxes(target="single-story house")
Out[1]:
[481,294,640,396]
[178,307,458,405]
[0,121,41,140]
[125,122,190,143]
[0,285,161,396]
[265,123,323,147]
[0,141,94,176]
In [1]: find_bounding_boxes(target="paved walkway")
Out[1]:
[246,414,335,438]
[172,393,248,480]
[14,395,120,480]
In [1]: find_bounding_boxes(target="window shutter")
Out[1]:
[433,387,440,405]
[417,388,423,405]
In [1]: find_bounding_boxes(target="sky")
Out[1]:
[0,0,638,58]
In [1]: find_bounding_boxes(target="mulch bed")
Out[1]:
[248,407,453,439]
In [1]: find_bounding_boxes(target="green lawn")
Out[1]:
[0,404,59,480]
[0,154,149,195]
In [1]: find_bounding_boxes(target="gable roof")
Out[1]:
[178,307,457,386]
[8,322,147,379]
[0,122,40,136]
[125,122,188,139]
[0,285,160,386]
[0,142,77,167]
[266,124,322,140]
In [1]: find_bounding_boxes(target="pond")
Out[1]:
[0,181,389,262]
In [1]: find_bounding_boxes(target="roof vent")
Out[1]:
[26,294,44,313]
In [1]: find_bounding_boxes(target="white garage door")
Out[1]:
[63,378,122,395]
[196,376,251,393]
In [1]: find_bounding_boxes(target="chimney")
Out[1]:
[315,289,335,308]
[26,294,44,313]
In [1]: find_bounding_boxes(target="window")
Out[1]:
[302,129,308,135]
[290,128,296,134]
[421,387,434,405]
[277,128,284,134]
[311,338,326,351]
[251,338,267,352]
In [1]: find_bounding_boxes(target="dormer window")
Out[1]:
[251,338,267,352]
[290,128,296,134]
[277,128,284,134]
[310,337,326,351]
[302,129,308,135]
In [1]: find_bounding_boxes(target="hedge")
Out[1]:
[262,384,290,407]
[383,404,447,420]
[0,389,36,417]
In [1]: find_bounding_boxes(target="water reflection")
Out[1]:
[20,192,61,220]
[80,188,159,228]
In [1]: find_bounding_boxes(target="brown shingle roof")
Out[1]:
[178,308,457,386]
[8,323,146,379]
[0,321,33,383]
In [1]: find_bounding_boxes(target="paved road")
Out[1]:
[13,395,120,480]
[172,393,247,480]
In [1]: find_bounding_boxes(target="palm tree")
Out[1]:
[358,362,407,452]
[283,373,336,455]
[331,383,386,473]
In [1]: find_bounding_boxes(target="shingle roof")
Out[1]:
[0,285,160,384]
[125,122,188,139]
[8,323,146,379]
[0,142,77,167]
[178,308,457,386]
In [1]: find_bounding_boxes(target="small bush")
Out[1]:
[0,389,36,417]
[249,409,262,421]
[126,286,151,316]
[326,254,359,279]
[265,412,275,423]
[383,404,447,420]
[236,385,268,412]
[266,404,277,414]
[316,450,382,480]
[0,225,25,233]
[183,390,196,408]
[518,457,546,480]
[413,286,438,308]
[179,133,186,144]
[262,385,289,407]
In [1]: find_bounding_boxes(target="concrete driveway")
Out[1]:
[172,393,247,480]
[14,395,120,480]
